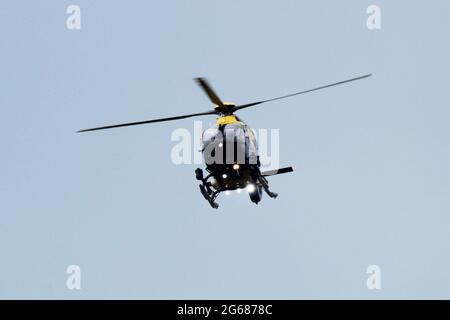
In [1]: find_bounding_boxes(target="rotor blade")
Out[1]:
[194,77,225,107]
[232,74,372,112]
[77,110,218,133]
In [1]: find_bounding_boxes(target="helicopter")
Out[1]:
[78,74,371,208]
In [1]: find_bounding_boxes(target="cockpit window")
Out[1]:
[247,128,256,142]
[202,127,220,144]
[223,123,246,142]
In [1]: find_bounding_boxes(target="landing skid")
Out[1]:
[195,167,281,209]
[199,184,219,209]
[255,170,278,199]
[196,168,220,209]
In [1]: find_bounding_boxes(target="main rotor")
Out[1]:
[78,74,371,133]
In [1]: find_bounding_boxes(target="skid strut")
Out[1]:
[257,171,278,198]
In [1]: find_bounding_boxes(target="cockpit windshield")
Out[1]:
[223,123,246,142]
[202,127,221,145]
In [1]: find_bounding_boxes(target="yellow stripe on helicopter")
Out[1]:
[215,102,241,125]
[215,114,241,125]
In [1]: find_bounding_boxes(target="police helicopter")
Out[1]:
[78,74,371,208]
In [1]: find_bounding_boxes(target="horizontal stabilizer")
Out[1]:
[261,166,294,177]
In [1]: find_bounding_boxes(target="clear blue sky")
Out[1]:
[1,0,450,298]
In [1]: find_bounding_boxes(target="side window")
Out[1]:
[202,128,220,144]
[247,128,258,153]
[247,127,256,141]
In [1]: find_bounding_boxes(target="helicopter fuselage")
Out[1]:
[193,114,282,208]
[201,115,259,190]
